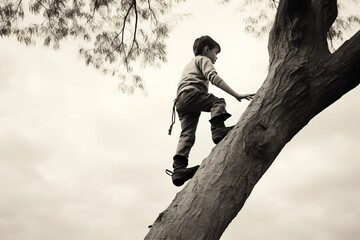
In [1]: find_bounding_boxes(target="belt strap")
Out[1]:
[168,90,194,135]
[168,100,177,135]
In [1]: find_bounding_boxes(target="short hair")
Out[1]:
[193,36,221,56]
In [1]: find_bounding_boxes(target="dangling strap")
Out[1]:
[165,169,173,176]
[168,100,176,135]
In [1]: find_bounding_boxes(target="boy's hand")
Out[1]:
[235,93,255,102]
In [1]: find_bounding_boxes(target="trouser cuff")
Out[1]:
[172,155,189,170]
[209,113,231,124]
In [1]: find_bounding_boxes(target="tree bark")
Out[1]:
[145,0,360,239]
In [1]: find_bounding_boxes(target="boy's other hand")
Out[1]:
[235,93,255,102]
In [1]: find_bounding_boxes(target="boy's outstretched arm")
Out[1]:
[217,80,255,102]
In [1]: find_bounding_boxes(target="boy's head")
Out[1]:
[193,36,221,56]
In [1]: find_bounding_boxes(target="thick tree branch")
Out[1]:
[329,30,360,76]
[275,0,310,23]
[317,0,338,31]
[269,0,313,59]
[269,0,340,64]
[309,30,360,117]
[308,0,338,54]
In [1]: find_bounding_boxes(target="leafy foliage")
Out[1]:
[0,0,184,94]
[1,0,359,93]
[235,0,359,44]
[327,1,360,50]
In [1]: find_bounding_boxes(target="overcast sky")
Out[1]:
[1,1,359,239]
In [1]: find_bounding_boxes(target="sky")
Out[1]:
[0,0,359,239]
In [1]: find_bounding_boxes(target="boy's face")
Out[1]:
[203,46,219,64]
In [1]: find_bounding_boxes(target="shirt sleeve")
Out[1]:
[196,57,224,87]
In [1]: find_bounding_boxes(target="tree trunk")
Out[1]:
[145,0,360,239]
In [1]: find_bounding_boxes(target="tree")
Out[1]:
[1,0,359,239]
[144,0,359,239]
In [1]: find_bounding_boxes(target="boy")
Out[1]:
[167,35,254,187]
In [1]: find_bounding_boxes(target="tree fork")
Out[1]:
[145,0,359,239]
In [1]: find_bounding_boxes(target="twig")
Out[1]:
[147,0,158,24]
[125,0,139,65]
[105,0,139,71]
[0,0,23,22]
[272,0,278,9]
[37,0,55,30]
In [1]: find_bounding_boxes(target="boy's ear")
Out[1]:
[202,46,209,55]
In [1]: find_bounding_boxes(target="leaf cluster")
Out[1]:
[236,0,359,43]
[0,0,184,94]
[1,0,358,93]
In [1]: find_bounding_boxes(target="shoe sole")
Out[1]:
[173,178,185,187]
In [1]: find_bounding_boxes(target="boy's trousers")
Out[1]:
[174,89,231,160]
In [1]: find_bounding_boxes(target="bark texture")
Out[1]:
[145,0,360,239]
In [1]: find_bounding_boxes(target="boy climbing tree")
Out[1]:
[167,36,255,187]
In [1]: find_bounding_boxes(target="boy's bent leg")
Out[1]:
[181,91,231,120]
[181,91,233,144]
[181,91,232,124]
[209,97,231,122]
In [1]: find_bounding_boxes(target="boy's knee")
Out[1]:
[213,97,226,105]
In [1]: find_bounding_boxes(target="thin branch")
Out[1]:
[271,0,278,9]
[125,0,139,64]
[37,0,55,30]
[105,0,139,72]
[85,8,96,25]
[37,0,48,12]
[107,1,134,52]
[0,0,23,22]
[120,1,134,48]
[147,0,158,24]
